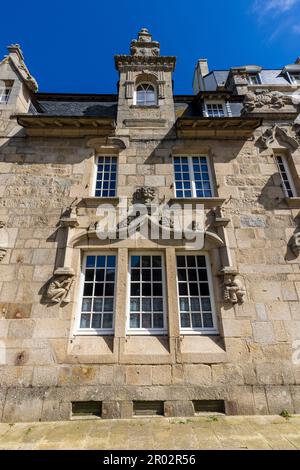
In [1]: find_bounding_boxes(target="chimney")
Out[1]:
[193,58,209,94]
[198,59,209,77]
[7,44,24,63]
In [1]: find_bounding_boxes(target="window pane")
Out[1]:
[129,255,165,330]
[276,156,295,198]
[79,255,116,331]
[176,255,215,331]
[94,156,117,197]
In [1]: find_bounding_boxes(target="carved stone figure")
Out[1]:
[243,90,291,114]
[46,267,75,304]
[133,186,156,205]
[290,231,300,257]
[223,272,246,304]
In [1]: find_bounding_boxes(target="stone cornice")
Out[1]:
[15,114,116,137]
[176,116,261,138]
[114,55,176,71]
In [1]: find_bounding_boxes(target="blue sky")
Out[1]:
[1,0,300,94]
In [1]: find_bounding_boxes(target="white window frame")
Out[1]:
[126,252,168,335]
[275,154,296,198]
[176,252,218,335]
[75,251,117,335]
[204,101,226,118]
[133,81,157,106]
[289,72,300,85]
[247,73,261,85]
[173,155,214,199]
[92,155,118,198]
[0,82,13,104]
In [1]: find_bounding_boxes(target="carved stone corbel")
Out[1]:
[219,267,246,305]
[45,267,75,304]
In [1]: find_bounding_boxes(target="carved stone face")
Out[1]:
[133,186,156,204]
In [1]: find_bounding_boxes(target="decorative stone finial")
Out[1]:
[130,28,160,57]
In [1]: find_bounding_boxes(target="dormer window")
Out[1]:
[205,101,225,118]
[135,83,157,106]
[0,80,13,104]
[290,73,300,85]
[248,73,261,85]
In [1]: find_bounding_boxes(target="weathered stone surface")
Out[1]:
[126,366,152,386]
[0,30,300,422]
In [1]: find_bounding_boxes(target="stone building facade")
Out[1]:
[0,29,300,421]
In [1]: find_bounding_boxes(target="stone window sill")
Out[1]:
[179,335,227,363]
[285,197,300,208]
[130,105,160,109]
[79,196,119,208]
[169,197,226,209]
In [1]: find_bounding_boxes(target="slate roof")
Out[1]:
[30,93,118,118]
[202,69,292,91]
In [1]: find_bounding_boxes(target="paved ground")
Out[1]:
[1,415,300,450]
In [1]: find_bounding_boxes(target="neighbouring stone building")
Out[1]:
[0,29,300,422]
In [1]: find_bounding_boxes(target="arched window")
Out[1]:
[135,83,157,106]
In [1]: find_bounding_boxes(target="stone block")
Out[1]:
[256,363,283,385]
[3,387,44,422]
[184,365,212,386]
[253,386,269,414]
[252,322,275,344]
[126,366,152,386]
[102,401,121,419]
[152,365,172,385]
[144,175,165,187]
[265,386,294,414]
[32,366,59,387]
[8,319,35,338]
[164,400,194,417]
[222,319,252,338]
[212,364,244,386]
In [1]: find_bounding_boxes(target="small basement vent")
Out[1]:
[133,401,164,416]
[72,401,102,418]
[193,400,225,414]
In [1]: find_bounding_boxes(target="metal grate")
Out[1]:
[133,401,164,416]
[193,400,225,414]
[72,401,102,417]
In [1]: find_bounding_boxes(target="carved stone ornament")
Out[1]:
[243,90,292,114]
[220,268,246,305]
[0,221,8,263]
[46,267,75,304]
[257,125,300,150]
[132,186,156,205]
[289,231,300,257]
[0,248,7,262]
